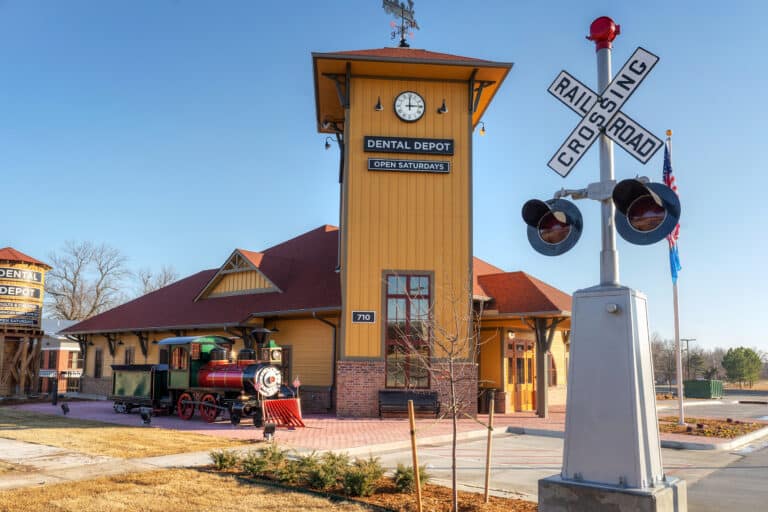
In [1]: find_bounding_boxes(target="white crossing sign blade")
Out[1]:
[548,70,663,166]
[547,47,660,177]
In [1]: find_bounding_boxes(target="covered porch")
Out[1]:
[475,271,572,416]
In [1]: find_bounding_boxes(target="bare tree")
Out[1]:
[651,333,677,389]
[45,241,129,320]
[390,279,488,512]
[135,265,178,296]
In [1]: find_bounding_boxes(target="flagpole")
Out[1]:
[667,129,685,426]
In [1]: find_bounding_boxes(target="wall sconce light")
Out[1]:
[117,340,124,346]
[437,99,448,114]
[151,340,158,345]
[479,122,486,136]
[88,341,94,346]
[507,330,516,340]
[374,96,383,111]
[324,136,333,150]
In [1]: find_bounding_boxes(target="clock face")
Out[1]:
[394,91,425,122]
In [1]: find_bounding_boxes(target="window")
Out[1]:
[48,350,57,369]
[124,346,135,365]
[549,354,557,387]
[67,351,76,369]
[385,274,430,388]
[66,377,80,393]
[159,348,169,365]
[171,347,188,370]
[94,349,103,379]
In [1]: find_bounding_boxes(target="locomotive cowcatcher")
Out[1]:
[111,335,290,426]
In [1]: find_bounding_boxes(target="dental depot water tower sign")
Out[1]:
[0,248,50,329]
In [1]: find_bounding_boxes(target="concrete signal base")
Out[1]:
[539,475,687,512]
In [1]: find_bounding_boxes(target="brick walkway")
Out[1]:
[12,400,766,451]
[13,400,565,450]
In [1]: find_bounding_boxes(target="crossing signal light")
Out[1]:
[522,198,583,256]
[612,179,680,245]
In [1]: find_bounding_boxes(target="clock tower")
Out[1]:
[313,47,511,416]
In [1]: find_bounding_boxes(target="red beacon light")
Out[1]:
[587,16,620,51]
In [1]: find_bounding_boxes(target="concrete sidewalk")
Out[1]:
[3,399,768,493]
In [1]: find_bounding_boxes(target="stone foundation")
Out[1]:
[539,475,687,512]
[335,360,479,418]
[300,385,334,414]
[335,360,385,417]
[80,377,111,397]
[431,362,478,418]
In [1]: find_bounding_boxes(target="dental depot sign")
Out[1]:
[0,266,46,328]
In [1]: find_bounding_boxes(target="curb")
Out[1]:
[661,426,768,451]
[505,425,768,451]
[656,399,725,409]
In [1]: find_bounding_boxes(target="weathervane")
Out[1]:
[382,0,419,48]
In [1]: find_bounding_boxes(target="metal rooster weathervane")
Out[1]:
[382,0,420,48]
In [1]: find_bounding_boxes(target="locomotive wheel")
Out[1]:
[177,392,195,420]
[199,394,219,423]
[230,413,241,426]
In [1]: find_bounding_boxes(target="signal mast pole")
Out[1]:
[590,17,621,287]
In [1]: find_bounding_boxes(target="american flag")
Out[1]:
[663,138,682,283]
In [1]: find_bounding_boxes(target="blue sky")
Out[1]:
[3,1,766,352]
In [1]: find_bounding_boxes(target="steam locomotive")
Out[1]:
[111,335,291,426]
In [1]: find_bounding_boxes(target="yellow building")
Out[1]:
[62,45,572,417]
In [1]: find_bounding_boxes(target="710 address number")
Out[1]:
[352,311,376,323]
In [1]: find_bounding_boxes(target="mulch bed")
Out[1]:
[356,480,537,512]
[658,416,766,438]
[227,472,537,512]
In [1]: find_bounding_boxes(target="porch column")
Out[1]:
[528,317,565,418]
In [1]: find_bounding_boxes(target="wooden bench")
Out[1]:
[378,390,440,418]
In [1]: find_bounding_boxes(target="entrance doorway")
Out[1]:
[506,337,535,411]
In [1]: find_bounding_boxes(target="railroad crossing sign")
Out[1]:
[547,47,662,177]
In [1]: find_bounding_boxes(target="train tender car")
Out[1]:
[111,363,170,414]
[111,335,285,426]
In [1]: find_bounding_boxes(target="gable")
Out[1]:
[208,270,277,297]
[196,250,281,301]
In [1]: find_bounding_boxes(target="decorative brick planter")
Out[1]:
[335,360,385,417]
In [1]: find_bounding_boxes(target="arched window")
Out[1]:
[549,355,558,387]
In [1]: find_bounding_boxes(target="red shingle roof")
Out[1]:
[61,226,570,334]
[0,247,51,269]
[473,257,505,298]
[61,226,341,334]
[478,272,571,315]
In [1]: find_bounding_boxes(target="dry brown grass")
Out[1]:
[0,408,248,458]
[0,469,373,512]
[724,379,768,391]
[0,461,18,474]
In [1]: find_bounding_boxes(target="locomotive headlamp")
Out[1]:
[522,198,583,256]
[612,179,680,245]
